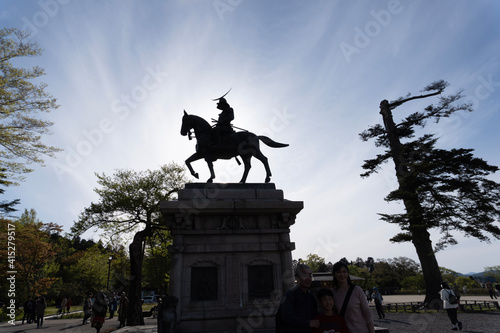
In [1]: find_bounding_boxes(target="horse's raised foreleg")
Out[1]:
[254,151,272,183]
[185,153,201,179]
[205,159,216,183]
[239,156,251,183]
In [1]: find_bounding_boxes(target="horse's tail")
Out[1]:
[258,136,289,148]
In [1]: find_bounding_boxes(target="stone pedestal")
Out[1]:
[160,183,303,332]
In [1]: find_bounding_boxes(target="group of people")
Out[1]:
[22,296,46,328]
[279,262,470,333]
[59,297,73,315]
[280,262,375,333]
[21,291,129,333]
[83,291,129,332]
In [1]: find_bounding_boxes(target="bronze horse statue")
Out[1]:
[181,111,288,183]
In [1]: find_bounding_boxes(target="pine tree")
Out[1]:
[360,80,500,304]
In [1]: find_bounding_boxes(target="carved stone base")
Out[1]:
[160,183,303,332]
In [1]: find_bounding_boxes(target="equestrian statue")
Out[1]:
[180,90,288,183]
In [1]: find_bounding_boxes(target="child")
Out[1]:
[313,288,349,333]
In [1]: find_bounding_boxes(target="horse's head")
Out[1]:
[180,111,211,138]
[180,110,191,136]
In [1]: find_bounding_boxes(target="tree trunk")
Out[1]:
[380,100,443,306]
[127,230,146,326]
[411,227,442,305]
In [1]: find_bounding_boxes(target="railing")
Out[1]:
[383,300,500,313]
[459,300,500,311]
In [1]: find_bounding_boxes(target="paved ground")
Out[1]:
[373,311,500,333]
[0,315,157,333]
[375,294,497,304]
[370,295,500,333]
[2,296,499,332]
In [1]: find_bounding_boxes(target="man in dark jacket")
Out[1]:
[281,264,319,332]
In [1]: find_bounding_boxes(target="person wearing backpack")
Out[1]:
[279,264,319,332]
[440,282,463,331]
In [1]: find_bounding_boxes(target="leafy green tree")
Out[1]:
[360,80,500,304]
[143,230,172,293]
[0,28,61,184]
[353,257,366,268]
[484,265,500,282]
[371,260,400,291]
[67,244,110,292]
[14,209,62,298]
[401,274,425,291]
[304,254,327,272]
[71,162,188,326]
[371,257,421,292]
[454,276,480,291]
[389,257,421,278]
[440,266,460,285]
[0,169,19,214]
[348,264,374,290]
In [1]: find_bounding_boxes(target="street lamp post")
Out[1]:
[107,256,113,291]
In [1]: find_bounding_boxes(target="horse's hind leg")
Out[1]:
[239,156,251,183]
[206,159,216,183]
[254,151,272,183]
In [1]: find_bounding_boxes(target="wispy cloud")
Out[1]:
[2,0,500,273]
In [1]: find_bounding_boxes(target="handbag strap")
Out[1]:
[340,285,355,317]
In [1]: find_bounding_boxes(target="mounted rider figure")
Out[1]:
[212,89,235,149]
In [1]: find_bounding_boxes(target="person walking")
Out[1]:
[83,295,92,325]
[66,298,72,313]
[108,293,118,319]
[486,281,497,299]
[372,287,385,319]
[441,282,462,331]
[118,292,129,328]
[35,296,47,328]
[22,296,32,324]
[60,297,67,315]
[91,291,108,333]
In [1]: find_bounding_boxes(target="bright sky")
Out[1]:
[2,0,500,275]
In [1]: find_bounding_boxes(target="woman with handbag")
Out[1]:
[440,282,463,331]
[332,261,375,333]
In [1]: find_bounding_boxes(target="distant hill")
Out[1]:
[458,271,497,283]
